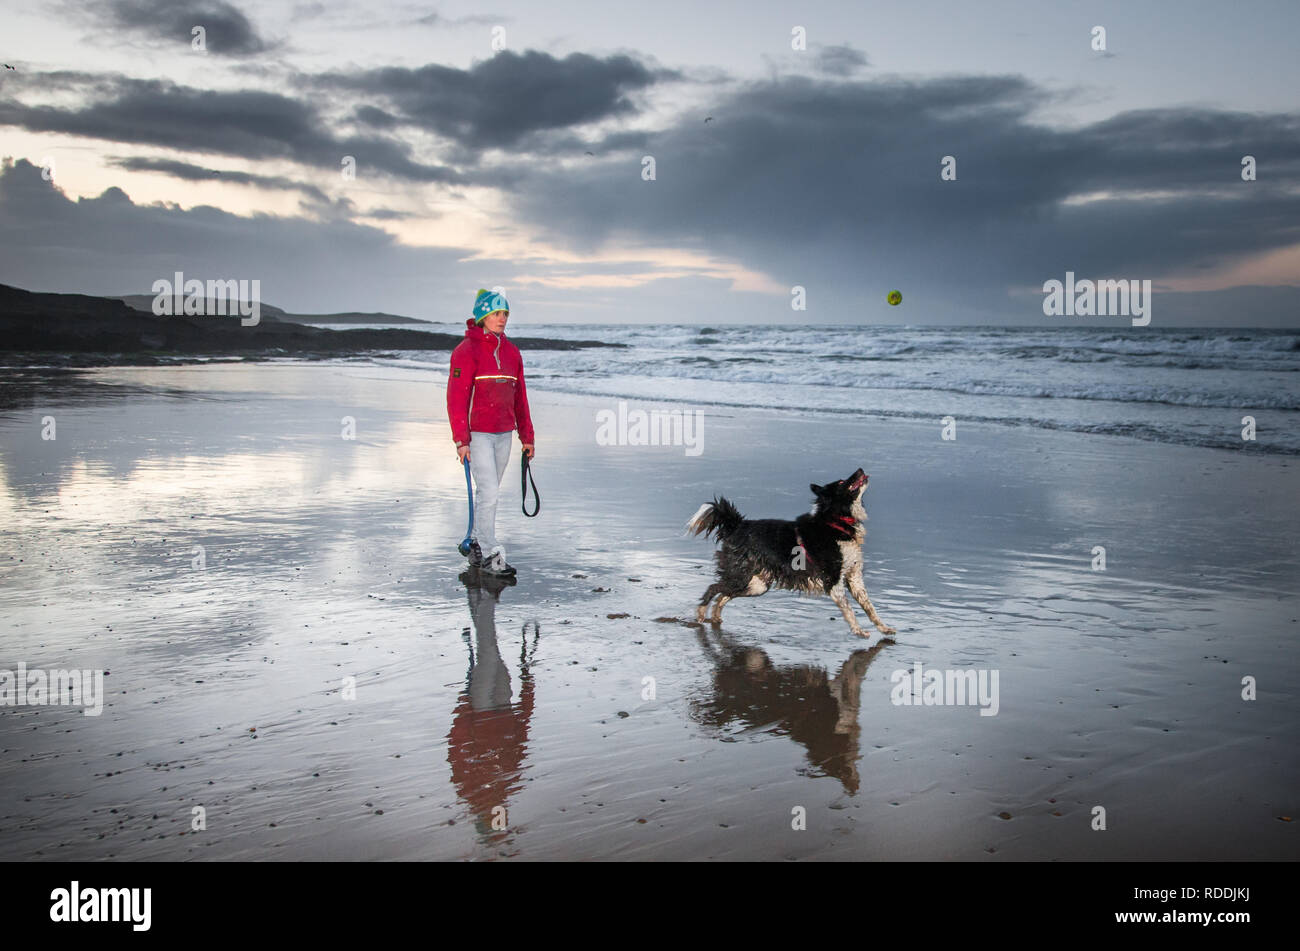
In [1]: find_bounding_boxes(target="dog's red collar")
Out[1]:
[827,514,857,537]
[798,517,858,567]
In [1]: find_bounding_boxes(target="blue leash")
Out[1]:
[457,457,475,555]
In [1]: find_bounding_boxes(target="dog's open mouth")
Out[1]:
[848,471,867,491]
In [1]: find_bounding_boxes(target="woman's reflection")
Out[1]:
[446,569,540,843]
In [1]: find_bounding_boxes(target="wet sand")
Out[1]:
[0,362,1296,860]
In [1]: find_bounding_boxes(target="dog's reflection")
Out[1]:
[446,569,539,843]
[689,628,889,795]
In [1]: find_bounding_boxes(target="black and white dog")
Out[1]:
[686,468,895,638]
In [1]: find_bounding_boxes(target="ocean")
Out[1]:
[355,324,1300,456]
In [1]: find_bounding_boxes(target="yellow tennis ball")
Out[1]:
[887,290,902,306]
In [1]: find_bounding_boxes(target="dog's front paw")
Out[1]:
[878,625,897,638]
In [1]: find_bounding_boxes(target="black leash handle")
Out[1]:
[521,449,540,517]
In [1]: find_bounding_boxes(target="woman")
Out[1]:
[446,289,536,575]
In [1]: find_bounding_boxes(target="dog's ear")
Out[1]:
[810,483,823,496]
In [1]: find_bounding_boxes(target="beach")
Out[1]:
[0,361,1296,861]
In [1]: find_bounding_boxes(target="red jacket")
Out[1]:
[447,319,535,446]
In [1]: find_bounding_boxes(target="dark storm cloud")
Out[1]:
[816,44,869,76]
[314,50,673,153]
[108,156,330,202]
[0,70,109,91]
[0,49,670,177]
[97,0,273,56]
[0,76,465,183]
[0,158,475,314]
[495,73,1300,321]
[477,128,653,170]
[412,10,503,28]
[361,207,418,220]
[354,105,401,129]
[3,42,1295,323]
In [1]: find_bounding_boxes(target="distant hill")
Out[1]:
[0,284,615,365]
[281,312,439,325]
[113,294,436,325]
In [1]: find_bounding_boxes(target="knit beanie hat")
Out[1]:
[472,288,510,324]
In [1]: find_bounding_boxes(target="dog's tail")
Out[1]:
[685,497,744,541]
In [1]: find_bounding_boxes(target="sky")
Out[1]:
[0,0,1297,325]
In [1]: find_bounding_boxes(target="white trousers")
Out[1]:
[469,430,513,558]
